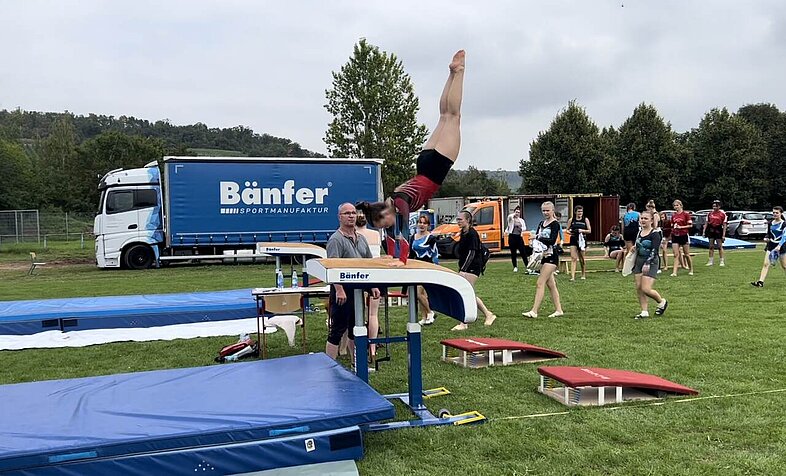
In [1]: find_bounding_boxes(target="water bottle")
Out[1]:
[276,269,284,289]
[291,270,299,288]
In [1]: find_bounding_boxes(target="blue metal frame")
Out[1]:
[353,286,485,432]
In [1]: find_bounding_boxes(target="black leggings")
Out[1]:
[509,234,531,267]
[327,287,356,346]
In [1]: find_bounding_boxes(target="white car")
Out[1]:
[726,211,768,239]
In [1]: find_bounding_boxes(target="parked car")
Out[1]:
[762,211,774,223]
[691,212,708,236]
[726,211,768,239]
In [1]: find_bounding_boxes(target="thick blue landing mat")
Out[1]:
[0,289,258,335]
[0,353,394,475]
[689,236,756,249]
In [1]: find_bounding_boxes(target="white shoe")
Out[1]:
[657,269,662,274]
[418,311,436,326]
[720,260,725,267]
[706,261,714,266]
[522,311,538,318]
[513,267,518,273]
[548,311,564,318]
[689,271,694,276]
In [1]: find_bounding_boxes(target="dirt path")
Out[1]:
[0,259,93,271]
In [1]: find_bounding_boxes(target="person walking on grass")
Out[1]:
[410,214,439,325]
[703,200,728,267]
[659,211,672,271]
[604,225,626,272]
[506,206,530,273]
[632,211,668,319]
[522,201,564,318]
[567,205,591,281]
[451,210,497,331]
[670,199,694,276]
[751,206,786,287]
[622,203,640,253]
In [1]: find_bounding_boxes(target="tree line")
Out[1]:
[0,110,321,212]
[519,101,786,211]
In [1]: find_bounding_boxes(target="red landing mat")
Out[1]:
[537,367,698,395]
[441,337,566,358]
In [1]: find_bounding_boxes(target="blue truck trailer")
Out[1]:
[94,156,382,269]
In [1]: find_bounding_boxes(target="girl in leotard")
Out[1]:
[356,50,466,256]
[522,201,564,318]
[632,211,668,319]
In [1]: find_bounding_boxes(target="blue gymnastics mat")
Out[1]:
[0,289,259,335]
[689,236,757,249]
[0,353,394,475]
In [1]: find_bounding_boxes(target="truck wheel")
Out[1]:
[124,244,154,270]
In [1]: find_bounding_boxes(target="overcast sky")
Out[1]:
[2,0,785,170]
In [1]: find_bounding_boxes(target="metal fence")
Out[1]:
[0,210,95,248]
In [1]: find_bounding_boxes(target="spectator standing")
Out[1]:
[325,203,380,368]
[451,210,497,331]
[567,205,591,281]
[659,211,672,271]
[703,200,728,267]
[506,206,530,272]
[410,215,439,325]
[670,200,694,276]
[622,203,640,253]
[355,209,382,361]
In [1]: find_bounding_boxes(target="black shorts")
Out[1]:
[541,252,560,267]
[672,234,689,245]
[705,225,724,239]
[623,226,638,242]
[766,241,779,252]
[416,149,453,185]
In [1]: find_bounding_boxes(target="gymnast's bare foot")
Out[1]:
[387,260,406,268]
[449,50,465,73]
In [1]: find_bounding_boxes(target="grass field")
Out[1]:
[2,247,786,474]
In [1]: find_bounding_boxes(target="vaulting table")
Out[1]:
[305,257,485,430]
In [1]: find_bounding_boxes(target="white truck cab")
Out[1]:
[94,162,164,269]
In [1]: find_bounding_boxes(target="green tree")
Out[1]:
[324,39,428,194]
[613,103,679,208]
[737,103,786,207]
[437,167,510,198]
[0,139,37,209]
[71,132,166,211]
[519,101,607,194]
[38,114,79,208]
[687,108,769,209]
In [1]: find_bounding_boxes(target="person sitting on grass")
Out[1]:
[604,225,626,272]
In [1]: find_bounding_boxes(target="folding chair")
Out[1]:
[28,252,46,276]
[262,293,306,357]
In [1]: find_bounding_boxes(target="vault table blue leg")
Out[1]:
[362,285,485,431]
